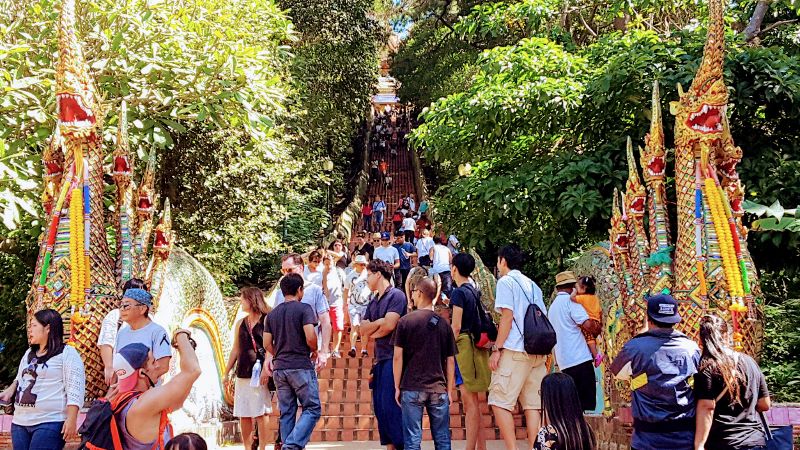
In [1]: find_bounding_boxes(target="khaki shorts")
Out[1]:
[488,349,547,411]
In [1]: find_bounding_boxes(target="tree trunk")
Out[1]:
[744,0,771,42]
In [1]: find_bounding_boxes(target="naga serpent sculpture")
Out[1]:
[573,0,763,412]
[28,0,234,419]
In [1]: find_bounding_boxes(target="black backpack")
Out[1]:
[461,284,498,346]
[509,276,556,355]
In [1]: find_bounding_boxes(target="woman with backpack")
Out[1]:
[0,309,85,450]
[535,373,597,450]
[224,287,272,450]
[450,253,492,450]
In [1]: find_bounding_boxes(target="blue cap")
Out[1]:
[647,294,681,324]
[123,288,153,306]
[380,231,391,240]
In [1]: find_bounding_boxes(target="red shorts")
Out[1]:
[329,305,344,332]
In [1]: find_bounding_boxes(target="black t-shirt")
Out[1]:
[694,353,770,449]
[236,315,266,378]
[264,301,317,371]
[354,243,374,261]
[363,287,407,362]
[391,309,457,393]
[449,284,478,334]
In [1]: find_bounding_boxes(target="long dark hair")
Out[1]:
[699,314,742,404]
[541,373,596,450]
[30,309,66,363]
[165,432,207,450]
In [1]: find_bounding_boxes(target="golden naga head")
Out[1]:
[610,189,629,255]
[153,199,173,259]
[56,0,100,137]
[113,101,133,184]
[671,0,727,144]
[641,82,667,182]
[624,137,646,218]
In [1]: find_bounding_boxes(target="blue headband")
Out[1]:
[123,288,153,306]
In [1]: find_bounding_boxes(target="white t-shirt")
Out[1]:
[323,267,345,307]
[12,346,85,426]
[304,266,323,287]
[430,244,451,275]
[402,217,416,232]
[494,270,546,353]
[373,245,400,265]
[548,292,591,369]
[416,237,434,258]
[345,270,371,308]
[116,321,172,361]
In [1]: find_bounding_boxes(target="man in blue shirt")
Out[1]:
[610,294,701,450]
[361,259,407,450]
[392,231,416,291]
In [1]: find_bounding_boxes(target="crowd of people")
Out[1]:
[0,102,775,450]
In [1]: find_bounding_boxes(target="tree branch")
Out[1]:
[744,0,771,42]
[758,19,799,37]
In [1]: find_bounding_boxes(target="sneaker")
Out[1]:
[331,351,341,359]
[594,352,604,368]
[361,350,369,358]
[348,348,357,358]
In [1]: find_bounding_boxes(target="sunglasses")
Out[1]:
[281,265,300,275]
[120,303,143,311]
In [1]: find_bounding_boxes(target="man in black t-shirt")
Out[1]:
[392,277,457,450]
[264,273,321,450]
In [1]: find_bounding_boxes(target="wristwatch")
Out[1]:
[491,345,502,352]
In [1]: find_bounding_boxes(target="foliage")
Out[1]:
[412,25,800,276]
[159,127,329,284]
[0,249,34,384]
[761,299,800,402]
[276,0,382,209]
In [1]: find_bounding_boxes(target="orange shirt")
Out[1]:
[575,294,602,322]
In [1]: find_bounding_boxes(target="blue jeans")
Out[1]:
[274,368,321,450]
[401,391,451,450]
[364,215,372,232]
[11,421,65,450]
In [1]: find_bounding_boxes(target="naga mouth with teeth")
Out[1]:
[58,93,96,128]
[629,196,646,215]
[138,194,153,213]
[646,156,666,178]
[686,103,724,134]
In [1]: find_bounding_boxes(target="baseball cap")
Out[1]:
[353,255,368,265]
[123,288,153,306]
[113,343,151,392]
[380,231,391,240]
[646,294,681,324]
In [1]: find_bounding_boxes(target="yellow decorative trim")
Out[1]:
[181,308,233,406]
